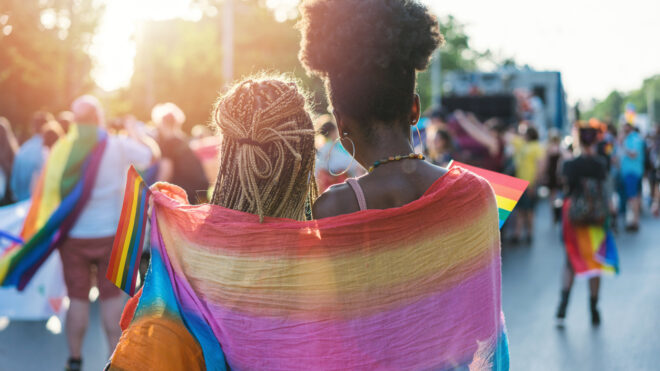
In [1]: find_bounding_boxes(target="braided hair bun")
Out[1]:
[211,76,318,222]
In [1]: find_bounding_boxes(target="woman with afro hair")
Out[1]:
[299,1,509,370]
[297,0,449,215]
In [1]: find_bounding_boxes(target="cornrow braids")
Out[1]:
[211,77,318,222]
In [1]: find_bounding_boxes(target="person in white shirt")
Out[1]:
[59,96,159,371]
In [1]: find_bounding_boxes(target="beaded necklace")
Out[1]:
[368,153,425,173]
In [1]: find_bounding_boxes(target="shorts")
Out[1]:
[623,174,641,199]
[59,236,121,300]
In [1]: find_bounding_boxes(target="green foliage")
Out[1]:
[0,0,488,136]
[125,6,484,127]
[125,3,326,130]
[585,75,660,125]
[0,0,103,139]
[417,15,489,113]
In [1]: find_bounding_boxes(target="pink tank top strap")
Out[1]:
[346,178,368,211]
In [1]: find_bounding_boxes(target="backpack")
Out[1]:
[568,178,608,225]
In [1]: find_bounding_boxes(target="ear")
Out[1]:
[410,94,421,127]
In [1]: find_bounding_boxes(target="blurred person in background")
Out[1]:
[41,120,66,149]
[426,124,454,167]
[511,123,545,244]
[596,122,621,230]
[57,110,74,133]
[10,111,55,202]
[453,110,507,172]
[545,129,564,224]
[556,122,615,327]
[189,124,222,186]
[315,114,364,192]
[60,95,159,371]
[0,117,19,206]
[153,102,209,204]
[620,122,645,231]
[647,125,660,216]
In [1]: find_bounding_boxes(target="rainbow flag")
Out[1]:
[562,201,619,276]
[109,167,509,370]
[106,166,151,296]
[0,124,107,289]
[449,160,528,228]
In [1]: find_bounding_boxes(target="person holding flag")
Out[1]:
[0,95,158,371]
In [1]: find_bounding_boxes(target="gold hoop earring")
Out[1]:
[328,134,356,177]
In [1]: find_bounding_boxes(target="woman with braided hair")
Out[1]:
[109,75,318,370]
[210,77,318,221]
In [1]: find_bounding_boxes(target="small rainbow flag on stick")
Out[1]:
[449,160,528,228]
[106,166,151,296]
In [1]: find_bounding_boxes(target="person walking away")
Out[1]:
[152,103,209,204]
[556,123,618,326]
[0,118,19,206]
[60,96,158,371]
[620,123,645,231]
[512,124,545,244]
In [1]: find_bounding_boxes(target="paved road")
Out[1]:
[1,202,659,370]
[502,202,660,371]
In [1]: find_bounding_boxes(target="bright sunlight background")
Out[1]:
[90,0,660,103]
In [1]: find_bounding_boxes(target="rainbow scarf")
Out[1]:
[562,201,619,276]
[110,167,509,370]
[0,124,107,289]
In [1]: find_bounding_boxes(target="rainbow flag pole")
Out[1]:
[449,160,528,228]
[106,166,151,296]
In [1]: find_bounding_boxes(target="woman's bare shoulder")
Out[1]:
[312,182,361,219]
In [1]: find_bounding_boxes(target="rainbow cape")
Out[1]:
[109,167,509,370]
[449,161,528,228]
[562,201,619,276]
[0,124,107,290]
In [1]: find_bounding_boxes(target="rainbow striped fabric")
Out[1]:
[449,161,528,228]
[110,167,509,370]
[562,201,619,276]
[0,124,107,289]
[106,166,151,296]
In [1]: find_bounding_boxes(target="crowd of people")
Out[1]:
[1,68,658,371]
[417,107,660,239]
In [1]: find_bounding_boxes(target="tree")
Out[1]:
[585,75,660,125]
[416,15,491,112]
[124,2,325,130]
[0,0,103,139]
